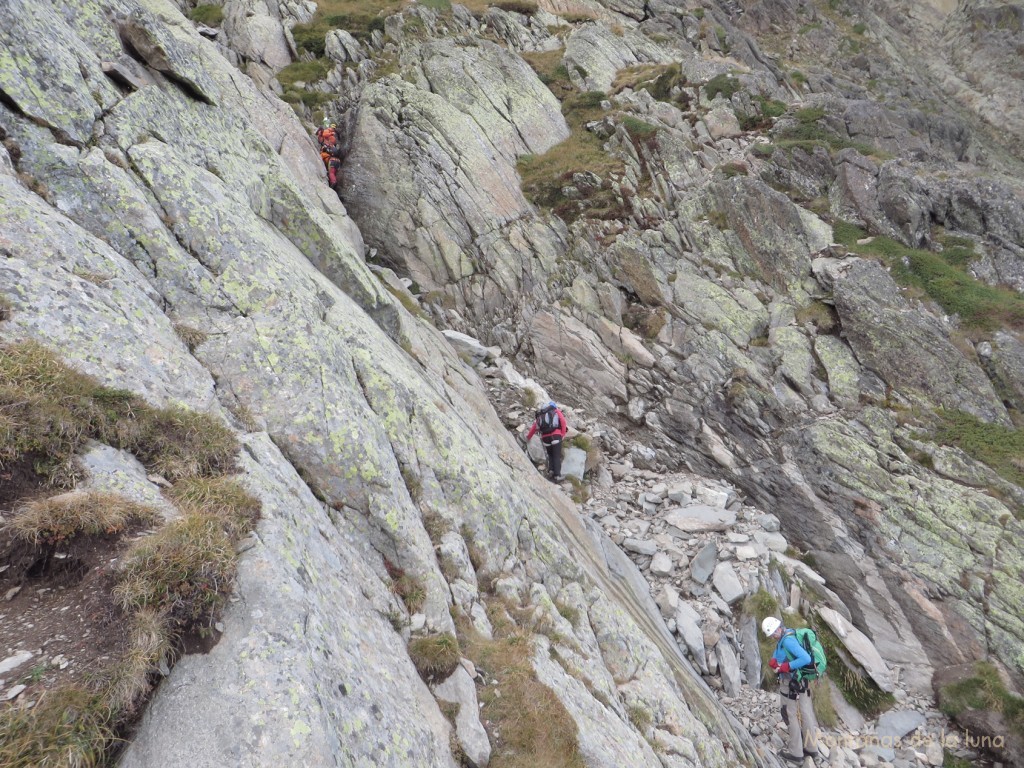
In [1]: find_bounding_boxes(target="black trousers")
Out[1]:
[543,437,563,477]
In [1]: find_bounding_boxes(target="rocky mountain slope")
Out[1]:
[1,0,1023,765]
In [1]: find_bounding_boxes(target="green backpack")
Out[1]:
[786,628,827,680]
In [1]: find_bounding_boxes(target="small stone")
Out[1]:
[3,684,26,701]
[409,613,426,632]
[623,538,657,556]
[4,586,21,601]
[650,552,673,575]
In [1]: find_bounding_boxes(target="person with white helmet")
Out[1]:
[525,400,568,481]
[762,616,820,763]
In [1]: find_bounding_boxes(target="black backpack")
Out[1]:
[537,406,558,434]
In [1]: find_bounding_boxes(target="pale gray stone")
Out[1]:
[690,542,718,584]
[561,446,588,481]
[650,552,674,575]
[442,330,496,366]
[434,666,491,768]
[717,637,742,696]
[674,602,708,674]
[656,584,679,618]
[664,505,737,535]
[816,607,895,692]
[0,651,34,676]
[712,562,745,605]
[624,538,658,556]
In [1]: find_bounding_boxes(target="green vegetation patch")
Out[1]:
[277,58,333,88]
[704,73,740,101]
[833,222,1024,332]
[516,90,625,223]
[938,662,1024,741]
[919,409,1024,493]
[189,3,224,26]
[522,49,573,100]
[611,63,688,107]
[292,0,398,52]
[493,0,538,13]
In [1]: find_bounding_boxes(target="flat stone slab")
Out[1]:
[0,650,33,676]
[712,562,745,605]
[690,542,718,584]
[817,607,894,692]
[664,505,736,535]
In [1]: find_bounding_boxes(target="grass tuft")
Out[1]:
[188,3,224,26]
[9,491,157,545]
[459,612,585,768]
[168,476,261,538]
[385,560,427,613]
[0,687,116,768]
[408,633,461,681]
[113,513,237,625]
[938,661,1024,739]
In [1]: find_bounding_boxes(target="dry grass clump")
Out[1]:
[168,476,261,538]
[102,609,174,715]
[9,491,158,545]
[459,605,584,768]
[0,687,117,768]
[0,340,238,485]
[385,559,428,613]
[408,633,461,681]
[113,513,237,624]
[0,341,260,763]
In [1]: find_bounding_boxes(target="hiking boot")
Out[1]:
[778,752,803,764]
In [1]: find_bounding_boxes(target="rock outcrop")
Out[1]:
[3,0,1024,764]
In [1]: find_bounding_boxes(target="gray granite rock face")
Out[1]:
[119,435,459,768]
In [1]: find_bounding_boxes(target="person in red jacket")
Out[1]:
[526,401,568,480]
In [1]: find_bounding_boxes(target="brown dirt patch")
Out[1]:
[0,510,143,709]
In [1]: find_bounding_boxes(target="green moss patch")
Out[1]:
[916,409,1024,496]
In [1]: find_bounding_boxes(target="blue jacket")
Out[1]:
[772,629,812,671]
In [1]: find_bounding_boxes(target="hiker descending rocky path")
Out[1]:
[475,349,1002,768]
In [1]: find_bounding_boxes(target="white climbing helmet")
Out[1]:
[761,616,782,637]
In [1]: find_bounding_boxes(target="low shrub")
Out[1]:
[189,3,224,26]
[704,73,740,101]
